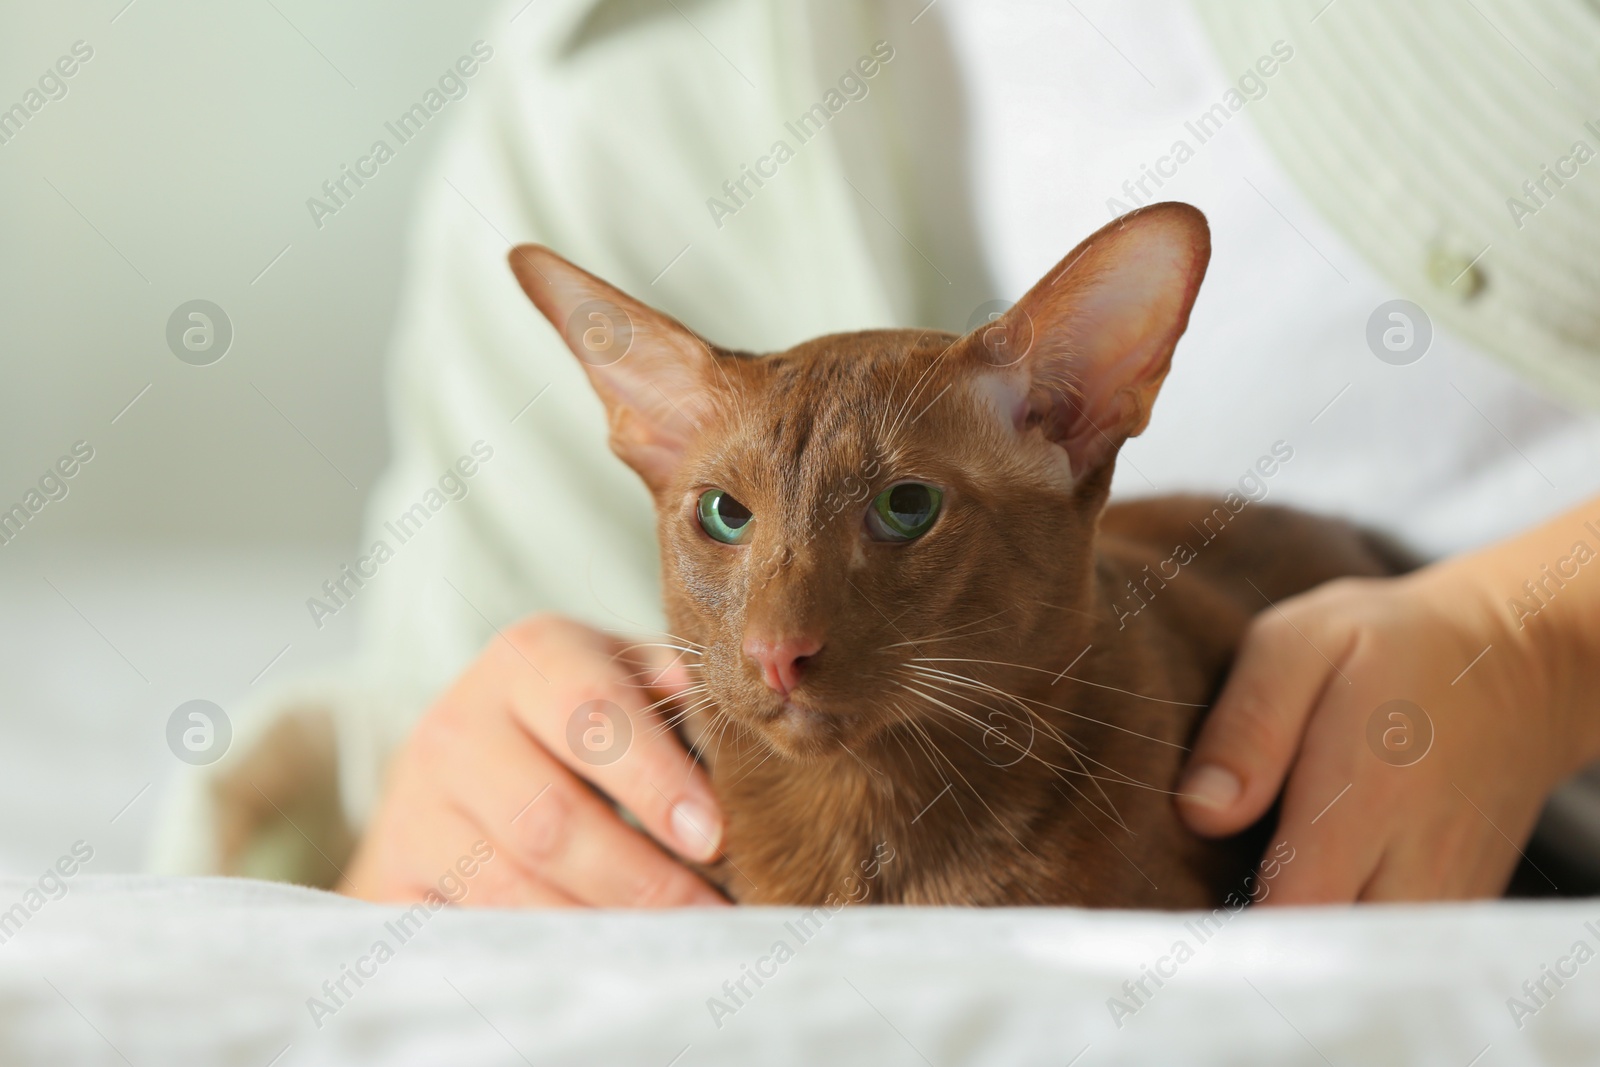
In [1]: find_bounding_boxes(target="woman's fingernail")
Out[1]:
[671,798,722,861]
[1182,765,1242,810]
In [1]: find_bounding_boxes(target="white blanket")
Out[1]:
[2,876,1596,1065]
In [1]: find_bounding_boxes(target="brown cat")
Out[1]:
[509,203,1403,908]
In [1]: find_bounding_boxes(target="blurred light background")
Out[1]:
[0,0,497,875]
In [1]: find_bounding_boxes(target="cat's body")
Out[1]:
[697,491,1403,907]
[653,327,1406,907]
[510,203,1407,908]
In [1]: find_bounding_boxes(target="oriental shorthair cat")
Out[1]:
[509,204,1403,908]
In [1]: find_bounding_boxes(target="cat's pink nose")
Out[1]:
[743,634,822,697]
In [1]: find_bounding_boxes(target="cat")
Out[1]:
[508,203,1406,907]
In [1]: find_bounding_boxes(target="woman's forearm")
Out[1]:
[1432,492,1600,777]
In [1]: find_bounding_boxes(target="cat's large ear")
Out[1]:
[964,202,1210,479]
[509,244,715,492]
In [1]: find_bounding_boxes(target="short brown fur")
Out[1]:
[510,204,1403,907]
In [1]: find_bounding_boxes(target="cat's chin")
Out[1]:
[755,699,846,761]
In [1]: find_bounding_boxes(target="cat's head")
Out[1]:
[511,204,1209,762]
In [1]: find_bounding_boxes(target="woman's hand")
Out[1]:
[340,614,727,908]
[1176,500,1600,903]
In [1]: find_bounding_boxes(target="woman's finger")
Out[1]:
[434,693,729,907]
[462,846,583,907]
[341,794,580,907]
[1176,604,1347,837]
[496,618,725,864]
[1251,681,1387,905]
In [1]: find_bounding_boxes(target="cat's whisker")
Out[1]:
[586,585,712,651]
[890,703,943,781]
[902,662,1185,754]
[903,665,1080,747]
[613,642,706,694]
[599,625,708,650]
[1055,733,1129,833]
[635,698,710,735]
[907,677,1188,802]
[873,352,909,440]
[642,696,718,742]
[898,678,1130,833]
[633,683,709,717]
[900,674,1078,771]
[643,688,712,723]
[878,334,937,440]
[898,668,1184,826]
[908,721,1020,847]
[884,343,953,443]
[889,614,998,646]
[874,609,1015,651]
[893,331,970,441]
[909,656,1208,711]
[702,345,747,413]
[1032,599,1103,622]
[727,736,782,787]
[904,711,1040,860]
[688,705,726,767]
[615,663,706,691]
[1048,781,1155,878]
[898,713,978,835]
[883,716,950,807]
[639,683,709,716]
[1061,758,1192,797]
[895,676,1100,799]
[838,740,890,786]
[881,331,957,443]
[649,709,712,743]
[617,657,706,680]
[615,640,705,659]
[1027,726,1179,795]
[606,630,708,687]
[899,682,1045,764]
[705,703,742,770]
[876,625,1015,653]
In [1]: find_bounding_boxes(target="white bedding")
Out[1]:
[4,551,1596,1064]
[2,875,1596,1066]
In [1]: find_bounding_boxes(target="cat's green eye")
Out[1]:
[867,482,943,542]
[697,489,754,545]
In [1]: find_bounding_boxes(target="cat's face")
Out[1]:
[645,328,1097,759]
[511,203,1210,762]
